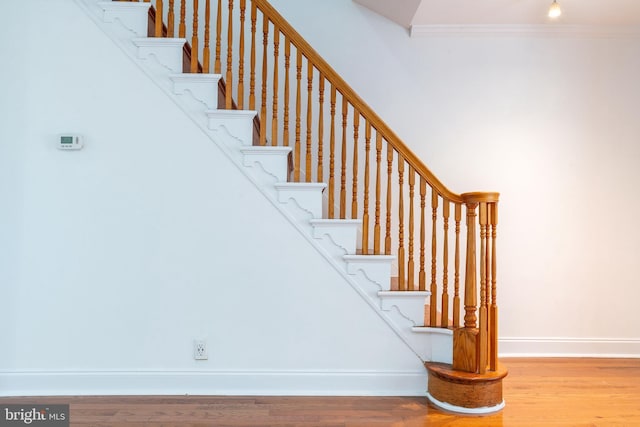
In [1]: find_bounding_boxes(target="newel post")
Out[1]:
[453,192,499,374]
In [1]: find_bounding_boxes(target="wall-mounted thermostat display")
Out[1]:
[58,134,84,150]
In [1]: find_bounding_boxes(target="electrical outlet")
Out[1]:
[194,340,208,360]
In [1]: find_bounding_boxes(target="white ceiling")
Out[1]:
[353,0,640,28]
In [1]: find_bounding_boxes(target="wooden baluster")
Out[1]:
[453,203,461,328]
[384,144,393,255]
[214,0,222,73]
[259,14,268,146]
[397,156,405,291]
[362,121,371,255]
[179,0,186,37]
[407,166,415,291]
[328,86,336,218]
[167,0,175,37]
[237,0,245,108]
[478,202,488,374]
[190,0,198,73]
[294,49,302,179]
[271,26,279,147]
[373,133,382,254]
[317,74,325,182]
[155,0,163,38]
[441,199,450,328]
[340,97,347,219]
[419,178,427,293]
[351,112,359,219]
[202,0,211,73]
[305,61,313,181]
[283,37,291,147]
[453,202,478,373]
[490,202,499,371]
[248,2,256,110]
[225,0,233,107]
[430,189,438,326]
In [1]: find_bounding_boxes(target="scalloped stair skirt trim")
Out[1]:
[79,0,452,368]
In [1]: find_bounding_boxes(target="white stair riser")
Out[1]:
[309,220,359,255]
[207,111,257,146]
[378,292,430,327]
[132,38,185,74]
[343,256,394,290]
[274,184,326,219]
[170,74,221,110]
[240,148,291,183]
[98,1,150,37]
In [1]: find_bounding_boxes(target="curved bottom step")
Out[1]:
[424,362,508,415]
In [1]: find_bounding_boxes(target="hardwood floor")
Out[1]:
[1,358,639,426]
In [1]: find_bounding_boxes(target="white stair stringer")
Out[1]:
[132,38,186,74]
[74,0,451,365]
[97,1,150,37]
[170,73,222,110]
[378,291,430,327]
[240,146,292,184]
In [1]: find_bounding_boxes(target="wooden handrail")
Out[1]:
[253,0,462,203]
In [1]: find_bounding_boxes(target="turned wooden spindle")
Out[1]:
[305,61,313,181]
[237,0,246,108]
[259,14,268,145]
[397,155,405,291]
[167,0,175,37]
[190,0,199,73]
[419,178,426,293]
[479,202,488,374]
[282,37,291,147]
[155,0,163,38]
[373,133,382,254]
[441,199,450,328]
[340,97,347,219]
[490,202,498,371]
[384,143,393,255]
[362,121,371,255]
[248,2,256,110]
[328,86,336,218]
[453,202,461,328]
[317,75,325,182]
[214,0,222,73]
[294,49,301,179]
[179,0,186,37]
[271,26,279,146]
[202,0,210,73]
[225,0,233,107]
[408,166,415,291]
[351,112,359,219]
[430,188,438,326]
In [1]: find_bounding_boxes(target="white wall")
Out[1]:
[0,0,427,395]
[269,0,640,356]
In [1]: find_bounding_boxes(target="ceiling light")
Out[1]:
[548,0,562,18]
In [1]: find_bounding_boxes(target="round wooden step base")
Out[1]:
[425,362,508,414]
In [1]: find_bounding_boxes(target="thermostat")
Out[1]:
[58,134,84,150]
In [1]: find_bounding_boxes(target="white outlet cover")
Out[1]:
[194,340,208,360]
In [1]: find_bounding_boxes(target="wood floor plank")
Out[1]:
[1,358,639,426]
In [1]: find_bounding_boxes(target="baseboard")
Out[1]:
[0,370,427,397]
[499,337,640,358]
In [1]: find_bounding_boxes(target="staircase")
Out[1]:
[79,0,506,414]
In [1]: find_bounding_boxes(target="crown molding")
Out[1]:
[410,24,640,38]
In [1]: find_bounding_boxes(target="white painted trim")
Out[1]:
[426,392,505,415]
[0,370,427,397]
[499,337,640,358]
[410,24,640,38]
